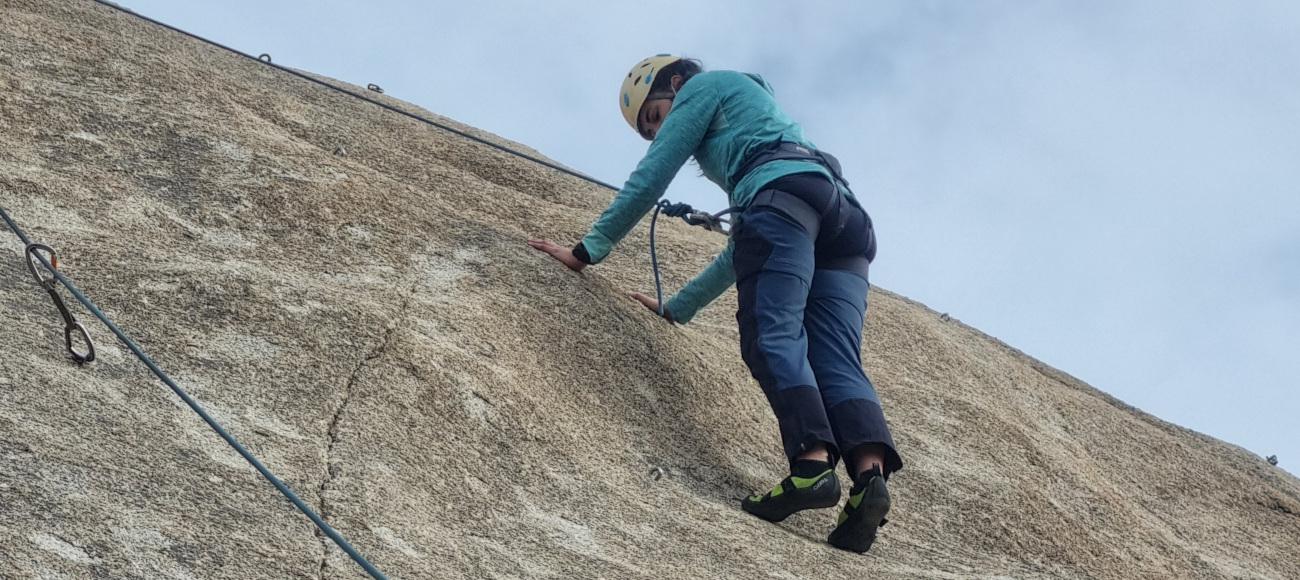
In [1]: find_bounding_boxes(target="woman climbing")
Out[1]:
[528,55,903,553]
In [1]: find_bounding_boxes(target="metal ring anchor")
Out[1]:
[366,83,383,94]
[25,244,96,364]
[258,53,272,63]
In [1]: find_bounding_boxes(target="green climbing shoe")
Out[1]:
[741,468,841,522]
[828,468,891,553]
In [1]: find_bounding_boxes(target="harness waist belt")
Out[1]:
[733,141,850,191]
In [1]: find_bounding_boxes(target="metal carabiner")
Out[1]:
[683,210,733,234]
[24,242,56,286]
[366,83,384,94]
[64,320,95,364]
[24,244,96,364]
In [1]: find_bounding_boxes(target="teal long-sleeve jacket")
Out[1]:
[576,70,838,324]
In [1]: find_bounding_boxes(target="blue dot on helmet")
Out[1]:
[623,93,630,107]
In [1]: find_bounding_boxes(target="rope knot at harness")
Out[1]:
[649,200,735,319]
[655,200,732,233]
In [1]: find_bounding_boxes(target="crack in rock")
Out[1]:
[315,279,420,579]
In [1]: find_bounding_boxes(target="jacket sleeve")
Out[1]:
[575,79,720,264]
[664,240,735,324]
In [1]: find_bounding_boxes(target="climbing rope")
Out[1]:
[650,200,735,318]
[0,206,388,579]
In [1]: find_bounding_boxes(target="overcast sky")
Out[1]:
[116,1,1298,473]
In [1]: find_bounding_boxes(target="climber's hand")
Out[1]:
[528,239,586,272]
[630,292,675,323]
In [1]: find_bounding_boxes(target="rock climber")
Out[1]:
[528,55,902,553]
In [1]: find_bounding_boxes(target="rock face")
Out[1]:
[1,1,1297,578]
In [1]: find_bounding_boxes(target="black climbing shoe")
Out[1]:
[741,467,841,523]
[828,467,890,553]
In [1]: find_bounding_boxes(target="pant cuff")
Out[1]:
[827,398,904,475]
[768,385,838,465]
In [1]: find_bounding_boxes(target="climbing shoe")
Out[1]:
[741,461,841,523]
[828,467,890,553]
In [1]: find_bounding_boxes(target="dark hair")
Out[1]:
[648,58,703,98]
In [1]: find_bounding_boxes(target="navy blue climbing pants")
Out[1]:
[732,173,903,475]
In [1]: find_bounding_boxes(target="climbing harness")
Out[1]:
[23,243,95,363]
[649,200,734,319]
[733,141,852,191]
[0,206,387,580]
[647,141,868,317]
[646,137,859,316]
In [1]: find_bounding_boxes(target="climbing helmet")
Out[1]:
[619,54,682,133]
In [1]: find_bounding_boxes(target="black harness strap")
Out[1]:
[733,141,852,191]
[737,144,875,277]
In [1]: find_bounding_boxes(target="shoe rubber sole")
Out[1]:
[827,475,890,553]
[741,470,841,523]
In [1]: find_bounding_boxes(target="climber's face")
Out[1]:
[637,97,673,141]
[636,74,685,141]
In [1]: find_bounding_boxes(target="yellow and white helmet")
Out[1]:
[620,54,682,132]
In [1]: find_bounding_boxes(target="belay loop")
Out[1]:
[649,200,735,319]
[24,243,96,364]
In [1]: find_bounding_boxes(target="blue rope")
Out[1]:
[650,201,669,317]
[1,206,388,580]
[650,200,734,320]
